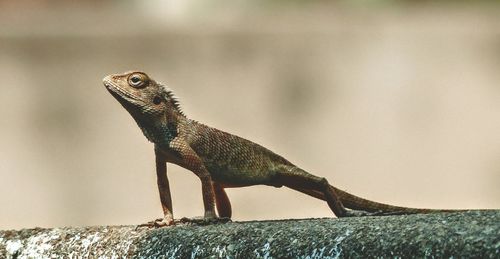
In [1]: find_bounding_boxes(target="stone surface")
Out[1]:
[1,210,499,258]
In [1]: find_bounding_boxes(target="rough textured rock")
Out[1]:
[1,210,499,258]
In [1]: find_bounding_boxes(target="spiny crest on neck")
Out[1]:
[159,83,185,117]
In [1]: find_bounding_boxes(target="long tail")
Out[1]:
[281,165,465,215]
[333,186,460,214]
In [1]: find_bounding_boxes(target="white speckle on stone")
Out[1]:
[254,242,271,259]
[23,231,60,258]
[82,233,101,250]
[6,240,23,255]
[166,244,182,259]
[329,229,353,259]
[67,234,82,259]
[80,232,102,258]
[213,245,228,258]
[191,245,205,259]
[118,233,136,255]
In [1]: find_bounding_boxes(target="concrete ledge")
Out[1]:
[1,210,498,258]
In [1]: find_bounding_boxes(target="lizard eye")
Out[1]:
[153,96,162,105]
[128,73,147,88]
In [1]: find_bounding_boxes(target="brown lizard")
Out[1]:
[103,71,459,227]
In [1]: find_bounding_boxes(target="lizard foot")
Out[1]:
[369,210,409,216]
[343,210,375,217]
[179,216,232,226]
[343,210,407,217]
[136,217,174,229]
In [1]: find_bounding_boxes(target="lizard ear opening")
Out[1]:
[153,96,162,105]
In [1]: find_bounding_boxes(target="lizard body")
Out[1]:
[103,71,458,226]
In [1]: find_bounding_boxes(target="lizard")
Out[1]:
[103,71,460,227]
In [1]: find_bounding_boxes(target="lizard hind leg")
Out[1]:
[213,182,232,218]
[294,187,326,201]
[275,167,349,217]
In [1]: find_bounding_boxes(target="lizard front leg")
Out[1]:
[170,139,218,221]
[155,150,174,225]
[138,149,174,228]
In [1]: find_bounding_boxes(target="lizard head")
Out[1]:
[103,71,183,143]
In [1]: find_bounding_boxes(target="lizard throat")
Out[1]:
[137,120,178,145]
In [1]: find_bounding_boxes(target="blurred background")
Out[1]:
[0,0,499,229]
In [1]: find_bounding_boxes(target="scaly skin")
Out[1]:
[103,71,461,227]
